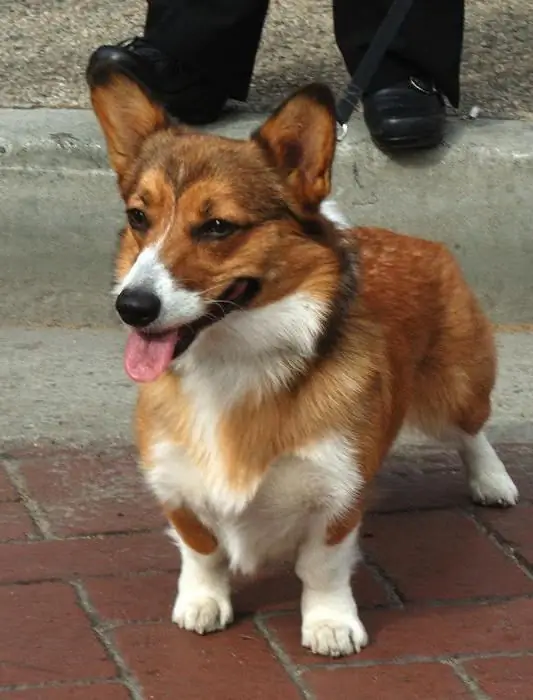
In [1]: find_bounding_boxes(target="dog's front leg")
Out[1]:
[296,512,368,657]
[167,507,233,634]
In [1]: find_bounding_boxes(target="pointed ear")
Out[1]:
[252,84,337,211]
[88,72,170,177]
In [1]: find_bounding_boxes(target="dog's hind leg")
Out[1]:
[408,274,518,508]
[454,394,519,508]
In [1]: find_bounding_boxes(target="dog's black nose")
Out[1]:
[115,288,161,327]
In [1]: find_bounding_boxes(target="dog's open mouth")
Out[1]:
[123,278,260,383]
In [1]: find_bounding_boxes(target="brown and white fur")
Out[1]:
[89,74,518,657]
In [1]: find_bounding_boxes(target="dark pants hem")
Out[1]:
[144,0,464,106]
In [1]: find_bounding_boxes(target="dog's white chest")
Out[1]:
[146,434,362,575]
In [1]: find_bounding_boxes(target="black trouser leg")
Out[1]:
[332,0,464,106]
[144,0,269,100]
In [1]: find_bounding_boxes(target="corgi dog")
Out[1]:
[89,73,519,658]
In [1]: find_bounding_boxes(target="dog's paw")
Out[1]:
[172,595,233,635]
[302,615,368,657]
[470,470,519,508]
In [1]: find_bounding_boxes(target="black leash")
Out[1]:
[335,0,414,140]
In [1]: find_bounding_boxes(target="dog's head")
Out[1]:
[90,74,348,382]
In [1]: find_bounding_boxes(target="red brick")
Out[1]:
[16,448,163,536]
[372,445,533,512]
[496,444,533,501]
[265,599,533,664]
[0,532,177,583]
[235,562,389,614]
[463,656,533,698]
[363,511,533,601]
[85,571,177,622]
[351,564,393,609]
[114,621,302,700]
[478,504,533,566]
[0,465,18,501]
[0,582,115,685]
[233,566,302,613]
[0,501,36,541]
[85,563,389,625]
[305,663,471,700]
[86,569,306,625]
[0,685,130,699]
[372,452,469,512]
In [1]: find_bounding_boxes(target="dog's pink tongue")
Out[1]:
[124,330,179,383]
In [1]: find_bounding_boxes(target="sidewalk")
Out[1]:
[1,442,532,699]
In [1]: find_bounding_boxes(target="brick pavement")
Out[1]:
[0,443,532,699]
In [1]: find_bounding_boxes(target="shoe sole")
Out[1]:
[370,130,444,153]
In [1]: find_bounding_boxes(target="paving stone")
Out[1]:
[305,663,472,700]
[0,685,130,699]
[113,621,302,700]
[463,656,533,698]
[477,503,533,568]
[0,465,18,502]
[15,448,162,536]
[363,510,533,602]
[373,444,533,512]
[85,563,390,625]
[265,599,533,665]
[0,582,115,685]
[0,532,177,584]
[2,443,532,697]
[0,501,36,541]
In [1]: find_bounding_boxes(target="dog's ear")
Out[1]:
[252,83,337,211]
[89,72,170,177]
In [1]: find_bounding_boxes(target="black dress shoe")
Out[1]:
[86,38,228,126]
[363,76,446,152]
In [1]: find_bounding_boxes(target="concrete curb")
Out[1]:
[2,328,532,447]
[2,108,533,326]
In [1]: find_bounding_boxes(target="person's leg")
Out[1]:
[144,0,269,101]
[87,0,269,125]
[333,0,464,150]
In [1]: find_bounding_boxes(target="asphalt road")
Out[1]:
[0,0,532,118]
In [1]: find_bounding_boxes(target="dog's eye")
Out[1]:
[127,208,149,233]
[193,218,239,241]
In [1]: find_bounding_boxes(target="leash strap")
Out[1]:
[335,0,414,138]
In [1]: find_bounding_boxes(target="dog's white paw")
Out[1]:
[172,595,233,635]
[302,615,369,657]
[461,433,519,508]
[470,470,519,508]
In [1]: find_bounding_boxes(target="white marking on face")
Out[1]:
[114,244,206,330]
[176,292,328,402]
